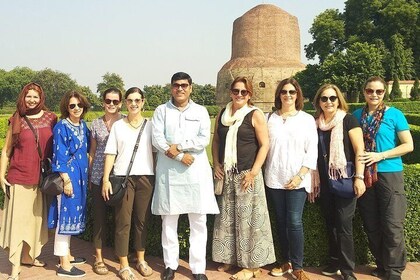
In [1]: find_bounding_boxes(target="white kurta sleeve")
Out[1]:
[152,105,170,153]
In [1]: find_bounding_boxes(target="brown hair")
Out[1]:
[363,76,387,92]
[230,76,254,106]
[59,90,90,119]
[313,84,348,118]
[274,78,304,110]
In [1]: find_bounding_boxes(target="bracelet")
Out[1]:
[297,173,305,180]
[354,174,364,180]
[64,179,71,185]
[381,153,387,161]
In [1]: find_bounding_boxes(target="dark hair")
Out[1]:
[171,72,192,85]
[59,90,90,119]
[102,87,122,101]
[313,84,348,118]
[125,87,144,99]
[230,76,254,106]
[363,76,387,91]
[274,78,304,110]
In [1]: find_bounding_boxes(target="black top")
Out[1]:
[317,114,360,183]
[217,108,259,173]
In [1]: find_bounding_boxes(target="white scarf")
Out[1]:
[317,109,349,179]
[221,101,258,173]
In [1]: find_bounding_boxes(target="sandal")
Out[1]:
[118,266,137,280]
[218,263,234,272]
[93,261,109,275]
[136,261,153,277]
[230,268,262,280]
[21,258,46,267]
[7,274,20,280]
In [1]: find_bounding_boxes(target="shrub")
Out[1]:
[206,105,221,117]
[405,114,420,126]
[402,124,420,164]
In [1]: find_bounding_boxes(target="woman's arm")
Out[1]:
[242,110,269,191]
[212,112,224,180]
[102,154,116,201]
[88,135,97,190]
[0,126,13,192]
[349,127,366,198]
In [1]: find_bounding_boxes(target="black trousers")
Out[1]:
[320,183,357,277]
[91,182,111,249]
[358,172,407,279]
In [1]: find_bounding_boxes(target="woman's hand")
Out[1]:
[1,176,11,192]
[213,163,224,180]
[63,181,73,197]
[359,151,384,166]
[353,178,366,198]
[241,171,256,192]
[102,180,112,201]
[284,175,301,190]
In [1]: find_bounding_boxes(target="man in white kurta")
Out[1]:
[151,72,219,280]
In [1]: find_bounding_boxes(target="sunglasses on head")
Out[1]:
[69,103,82,109]
[365,88,385,95]
[172,83,190,90]
[231,89,249,96]
[280,89,297,95]
[125,98,143,104]
[320,96,338,103]
[104,99,121,105]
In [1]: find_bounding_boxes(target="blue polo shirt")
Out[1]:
[353,107,410,172]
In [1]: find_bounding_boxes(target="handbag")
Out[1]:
[40,172,64,196]
[214,177,224,195]
[104,119,147,206]
[319,131,355,198]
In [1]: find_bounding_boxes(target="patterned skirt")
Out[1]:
[212,169,275,268]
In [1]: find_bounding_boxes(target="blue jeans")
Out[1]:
[267,187,307,270]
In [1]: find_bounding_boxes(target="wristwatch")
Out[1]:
[354,174,365,180]
[176,144,182,152]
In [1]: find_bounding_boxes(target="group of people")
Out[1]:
[0,73,412,280]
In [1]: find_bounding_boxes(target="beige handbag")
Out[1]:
[214,177,224,195]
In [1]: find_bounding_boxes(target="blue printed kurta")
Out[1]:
[48,119,90,235]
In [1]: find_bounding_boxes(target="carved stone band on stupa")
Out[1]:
[216,4,306,111]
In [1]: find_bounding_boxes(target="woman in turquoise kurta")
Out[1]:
[48,90,90,277]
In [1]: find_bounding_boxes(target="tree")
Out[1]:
[96,72,125,96]
[294,64,324,101]
[0,67,36,108]
[389,74,403,100]
[143,84,171,109]
[409,77,419,100]
[79,86,101,109]
[320,42,385,102]
[304,9,346,63]
[386,34,415,80]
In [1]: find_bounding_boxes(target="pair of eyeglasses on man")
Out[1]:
[125,98,143,104]
[172,83,190,90]
[365,88,385,95]
[280,89,297,95]
[69,103,82,109]
[231,89,249,96]
[104,99,121,105]
[320,96,338,103]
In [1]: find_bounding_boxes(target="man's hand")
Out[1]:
[165,144,181,159]
[181,153,195,166]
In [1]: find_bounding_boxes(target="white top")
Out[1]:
[104,118,154,176]
[151,100,219,215]
[264,111,318,193]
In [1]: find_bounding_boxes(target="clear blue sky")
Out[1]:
[0,0,345,93]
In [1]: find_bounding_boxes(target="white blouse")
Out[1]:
[264,111,318,192]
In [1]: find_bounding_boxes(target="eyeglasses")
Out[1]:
[231,89,249,96]
[320,96,338,103]
[365,88,385,95]
[69,103,82,109]
[172,83,190,90]
[104,99,121,105]
[280,89,297,95]
[125,98,143,104]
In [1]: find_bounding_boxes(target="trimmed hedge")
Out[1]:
[303,101,420,114]
[403,124,420,164]
[406,114,420,126]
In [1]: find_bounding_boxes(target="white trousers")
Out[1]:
[54,195,71,256]
[161,213,207,274]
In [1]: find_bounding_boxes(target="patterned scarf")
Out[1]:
[360,102,385,187]
[317,109,349,179]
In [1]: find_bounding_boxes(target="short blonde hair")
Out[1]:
[313,84,348,118]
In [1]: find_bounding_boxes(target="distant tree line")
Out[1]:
[295,0,419,102]
[0,68,217,111]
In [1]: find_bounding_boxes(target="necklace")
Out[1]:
[279,109,298,123]
[103,114,121,132]
[66,117,80,126]
[127,116,143,129]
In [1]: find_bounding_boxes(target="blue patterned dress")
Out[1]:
[48,119,90,235]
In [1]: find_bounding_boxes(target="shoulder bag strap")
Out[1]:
[319,131,329,175]
[122,119,148,186]
[23,116,43,159]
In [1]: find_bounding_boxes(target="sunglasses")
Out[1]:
[69,103,82,109]
[104,99,121,105]
[280,89,297,95]
[320,96,338,103]
[172,83,190,90]
[231,89,249,96]
[125,98,143,104]
[365,88,385,95]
